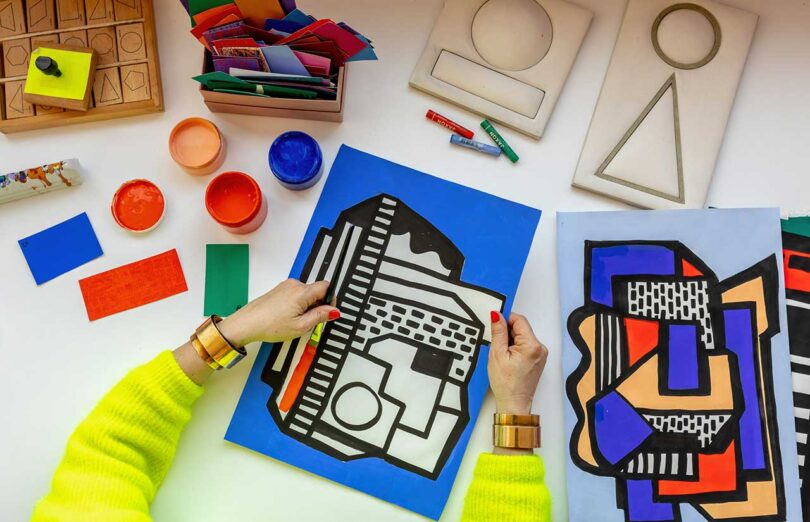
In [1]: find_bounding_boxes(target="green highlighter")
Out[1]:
[481,120,519,163]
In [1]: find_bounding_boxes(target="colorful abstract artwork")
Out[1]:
[227,146,541,520]
[781,217,810,515]
[559,209,802,522]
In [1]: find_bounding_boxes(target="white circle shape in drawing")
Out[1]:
[652,4,721,70]
[331,383,382,431]
[471,0,553,71]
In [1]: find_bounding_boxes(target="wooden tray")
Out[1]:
[0,0,164,133]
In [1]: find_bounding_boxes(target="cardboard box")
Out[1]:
[198,52,345,122]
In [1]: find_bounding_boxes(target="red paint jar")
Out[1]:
[111,179,166,233]
[205,171,267,234]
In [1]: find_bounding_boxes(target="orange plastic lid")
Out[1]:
[205,171,262,228]
[111,179,165,232]
[169,117,223,169]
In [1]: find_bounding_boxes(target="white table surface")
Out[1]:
[3,0,810,520]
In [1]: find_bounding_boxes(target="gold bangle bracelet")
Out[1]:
[190,336,221,370]
[493,425,542,449]
[191,315,246,370]
[494,413,540,427]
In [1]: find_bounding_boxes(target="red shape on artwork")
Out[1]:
[657,442,737,496]
[784,250,810,293]
[624,318,659,366]
[682,259,704,277]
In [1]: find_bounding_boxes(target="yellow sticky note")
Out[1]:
[24,48,93,100]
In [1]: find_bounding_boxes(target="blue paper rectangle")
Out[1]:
[282,8,315,26]
[260,45,310,76]
[264,19,305,33]
[18,212,103,285]
[226,146,541,520]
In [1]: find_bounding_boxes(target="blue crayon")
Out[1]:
[449,134,501,157]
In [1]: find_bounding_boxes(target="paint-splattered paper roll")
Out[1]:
[0,159,82,205]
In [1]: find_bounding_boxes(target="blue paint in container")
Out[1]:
[268,131,324,190]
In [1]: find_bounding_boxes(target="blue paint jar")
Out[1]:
[268,131,324,190]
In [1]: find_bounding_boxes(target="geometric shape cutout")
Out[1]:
[652,3,721,70]
[471,0,553,71]
[596,74,685,203]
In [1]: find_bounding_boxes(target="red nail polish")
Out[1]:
[490,311,500,323]
[328,309,341,321]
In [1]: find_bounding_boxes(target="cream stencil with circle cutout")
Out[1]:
[472,0,553,71]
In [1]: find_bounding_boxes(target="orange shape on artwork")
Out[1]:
[682,259,704,277]
[657,442,737,496]
[624,317,659,366]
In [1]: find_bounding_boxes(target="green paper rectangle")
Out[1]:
[204,244,249,316]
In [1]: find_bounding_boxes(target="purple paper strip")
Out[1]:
[213,56,261,73]
[280,0,296,15]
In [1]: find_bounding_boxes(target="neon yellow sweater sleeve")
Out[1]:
[31,351,204,522]
[461,453,552,522]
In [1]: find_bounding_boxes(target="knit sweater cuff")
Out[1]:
[145,351,205,407]
[473,453,546,483]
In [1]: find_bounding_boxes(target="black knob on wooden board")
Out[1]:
[35,56,61,77]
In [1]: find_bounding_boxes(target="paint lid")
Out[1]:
[205,171,263,228]
[111,179,165,233]
[169,117,223,170]
[268,131,323,186]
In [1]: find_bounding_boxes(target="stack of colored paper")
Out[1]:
[182,0,377,101]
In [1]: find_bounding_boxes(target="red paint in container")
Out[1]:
[111,179,166,233]
[205,171,267,234]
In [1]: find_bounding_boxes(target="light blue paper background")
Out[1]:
[227,145,541,520]
[557,208,802,522]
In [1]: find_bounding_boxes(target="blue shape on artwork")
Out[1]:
[626,480,677,521]
[724,307,766,470]
[667,324,700,390]
[226,145,541,520]
[590,245,676,306]
[264,18,306,33]
[18,212,103,285]
[594,391,653,465]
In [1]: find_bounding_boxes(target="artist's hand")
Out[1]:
[219,279,341,347]
[488,312,548,414]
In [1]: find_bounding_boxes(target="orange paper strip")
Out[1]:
[79,249,188,321]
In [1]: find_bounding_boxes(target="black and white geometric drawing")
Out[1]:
[261,194,505,479]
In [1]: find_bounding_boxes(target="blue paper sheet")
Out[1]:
[226,146,541,520]
[282,8,315,26]
[264,18,305,33]
[18,212,103,285]
[558,208,803,522]
[260,45,310,76]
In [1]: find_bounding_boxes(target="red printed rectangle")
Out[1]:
[79,249,188,321]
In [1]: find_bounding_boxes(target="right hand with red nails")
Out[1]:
[487,311,549,414]
[217,279,341,348]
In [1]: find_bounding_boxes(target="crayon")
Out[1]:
[426,109,474,139]
[481,120,519,163]
[449,134,501,157]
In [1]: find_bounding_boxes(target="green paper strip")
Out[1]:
[204,244,249,316]
[782,217,810,238]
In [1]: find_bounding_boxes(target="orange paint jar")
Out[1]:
[205,171,267,234]
[111,179,166,233]
[169,117,225,175]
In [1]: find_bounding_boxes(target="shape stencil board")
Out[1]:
[0,0,163,133]
[558,209,803,522]
[409,0,592,139]
[571,0,758,209]
[780,218,810,514]
[227,146,541,520]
